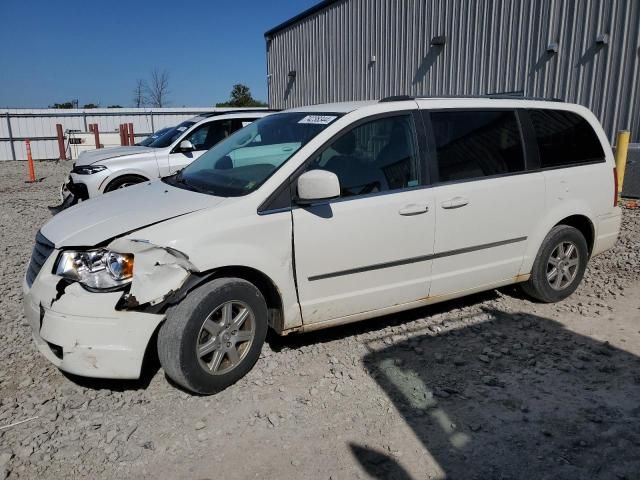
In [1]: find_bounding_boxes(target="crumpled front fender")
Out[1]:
[108,238,198,307]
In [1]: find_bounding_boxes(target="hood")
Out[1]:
[75,146,154,166]
[41,180,225,247]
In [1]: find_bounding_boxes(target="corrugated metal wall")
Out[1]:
[0,108,215,161]
[266,0,640,142]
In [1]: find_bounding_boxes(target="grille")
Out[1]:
[26,231,55,287]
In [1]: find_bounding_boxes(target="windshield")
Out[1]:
[166,112,341,197]
[148,120,196,148]
[137,126,171,147]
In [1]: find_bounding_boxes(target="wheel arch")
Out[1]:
[208,266,285,333]
[553,214,595,255]
[103,173,150,192]
[151,265,286,334]
[520,202,597,275]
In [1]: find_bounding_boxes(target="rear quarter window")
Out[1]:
[529,109,605,168]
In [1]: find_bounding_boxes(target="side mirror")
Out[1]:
[179,140,194,152]
[297,170,340,204]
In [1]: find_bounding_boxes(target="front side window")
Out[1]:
[184,120,240,151]
[430,110,525,182]
[529,109,604,168]
[168,113,341,197]
[307,114,420,197]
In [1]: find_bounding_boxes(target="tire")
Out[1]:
[521,225,589,303]
[157,278,268,394]
[104,175,147,192]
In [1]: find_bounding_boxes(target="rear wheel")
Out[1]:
[104,175,147,192]
[157,278,268,394]
[521,225,588,303]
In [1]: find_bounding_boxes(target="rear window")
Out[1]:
[529,109,604,168]
[430,110,525,182]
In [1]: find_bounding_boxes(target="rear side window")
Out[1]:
[529,109,604,168]
[430,110,525,182]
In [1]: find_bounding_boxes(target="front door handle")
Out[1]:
[441,196,469,209]
[399,204,429,216]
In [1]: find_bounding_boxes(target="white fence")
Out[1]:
[0,107,242,161]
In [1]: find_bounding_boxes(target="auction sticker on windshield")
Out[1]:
[298,115,337,125]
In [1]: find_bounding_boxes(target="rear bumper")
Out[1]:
[22,253,164,379]
[593,207,622,256]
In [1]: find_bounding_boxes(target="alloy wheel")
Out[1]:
[195,301,256,375]
[546,241,580,290]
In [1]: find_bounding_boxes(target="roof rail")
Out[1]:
[486,91,564,102]
[199,108,281,118]
[379,93,564,103]
[379,95,415,102]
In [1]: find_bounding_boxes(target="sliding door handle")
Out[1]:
[399,204,429,216]
[441,196,469,209]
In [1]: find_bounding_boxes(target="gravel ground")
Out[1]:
[1,160,639,480]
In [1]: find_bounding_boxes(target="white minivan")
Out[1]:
[23,98,621,394]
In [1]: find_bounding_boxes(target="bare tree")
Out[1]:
[132,79,147,107]
[145,69,170,107]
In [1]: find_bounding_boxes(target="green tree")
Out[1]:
[82,103,99,109]
[49,101,77,109]
[216,84,267,107]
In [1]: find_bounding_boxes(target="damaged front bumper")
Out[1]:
[48,177,89,214]
[22,251,165,379]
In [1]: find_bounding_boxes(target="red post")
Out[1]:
[93,123,101,149]
[26,139,36,182]
[56,124,66,160]
[119,124,126,146]
[128,122,135,145]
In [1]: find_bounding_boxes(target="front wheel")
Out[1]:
[157,278,268,394]
[521,225,588,303]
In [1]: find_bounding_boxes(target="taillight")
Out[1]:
[613,167,618,206]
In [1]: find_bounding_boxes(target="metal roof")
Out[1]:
[264,0,341,38]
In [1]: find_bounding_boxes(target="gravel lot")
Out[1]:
[1,160,639,479]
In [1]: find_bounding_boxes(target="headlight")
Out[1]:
[72,165,107,175]
[55,249,134,290]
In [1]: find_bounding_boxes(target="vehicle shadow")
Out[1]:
[358,308,640,479]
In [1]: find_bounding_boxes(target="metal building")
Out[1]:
[265,0,640,143]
